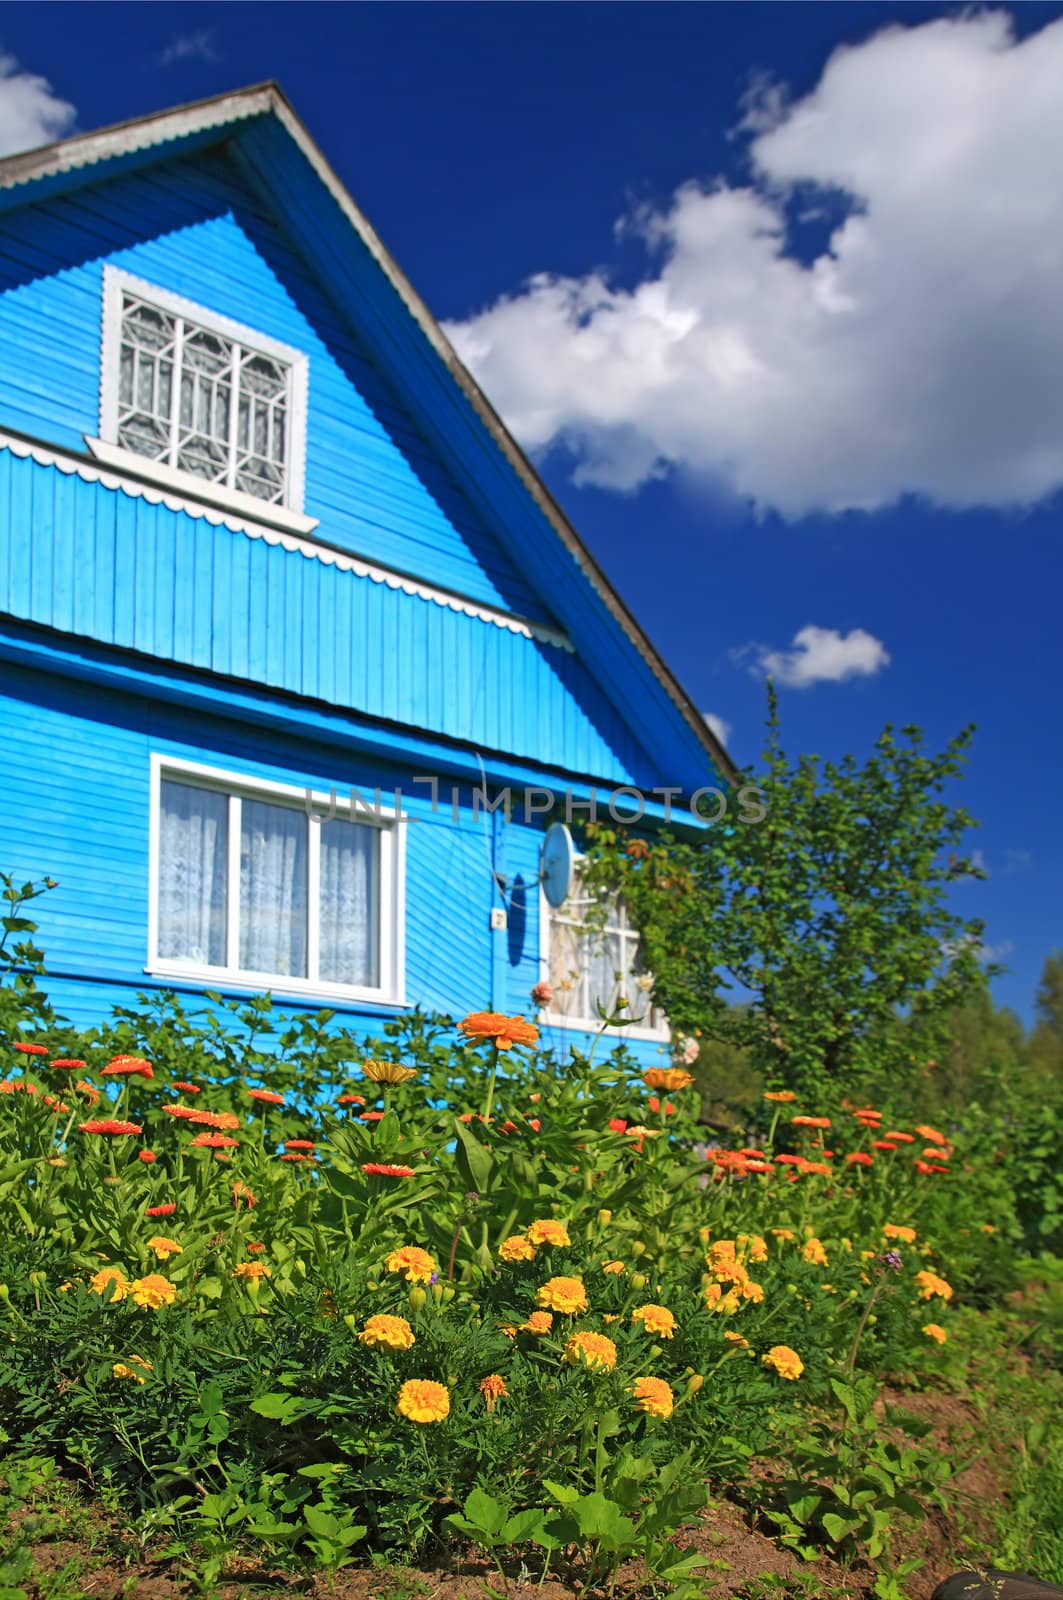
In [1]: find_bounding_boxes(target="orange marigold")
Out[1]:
[233,1261,272,1281]
[457,1012,540,1051]
[498,1235,537,1263]
[385,1246,439,1283]
[359,1314,415,1351]
[520,1310,553,1335]
[479,1374,508,1412]
[631,1303,676,1339]
[130,1274,177,1309]
[630,1376,673,1417]
[763,1345,804,1380]
[537,1276,588,1315]
[526,1218,571,1248]
[563,1330,617,1370]
[396,1379,450,1423]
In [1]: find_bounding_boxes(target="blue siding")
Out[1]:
[0,446,659,785]
[0,657,666,1064]
[0,145,548,622]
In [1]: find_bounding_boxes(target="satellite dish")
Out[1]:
[540,822,575,908]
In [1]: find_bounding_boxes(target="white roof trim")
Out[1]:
[0,429,572,650]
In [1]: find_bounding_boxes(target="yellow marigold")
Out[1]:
[537,1276,588,1315]
[361,1059,418,1085]
[739,1234,769,1263]
[922,1323,948,1345]
[711,1260,750,1288]
[233,1261,272,1281]
[915,1270,953,1301]
[601,1260,626,1275]
[724,1331,749,1348]
[396,1379,450,1423]
[526,1218,571,1248]
[802,1238,828,1267]
[602,1313,620,1323]
[563,1330,617,1371]
[146,1236,182,1261]
[763,1090,797,1102]
[703,1282,723,1309]
[458,1012,540,1051]
[89,1267,129,1302]
[480,1374,508,1412]
[740,1279,764,1303]
[129,1274,177,1309]
[498,1324,519,1339]
[708,1239,737,1264]
[498,1235,537,1263]
[385,1247,439,1284]
[643,1067,694,1092]
[112,1356,152,1384]
[763,1345,804,1380]
[630,1376,674,1418]
[521,1310,553,1334]
[359,1313,415,1352]
[631,1303,676,1339]
[883,1224,917,1244]
[719,1290,742,1315]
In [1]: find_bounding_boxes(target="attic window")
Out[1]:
[89,266,311,529]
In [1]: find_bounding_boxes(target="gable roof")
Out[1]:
[0,81,737,789]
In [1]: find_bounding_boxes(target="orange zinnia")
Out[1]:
[80,1119,142,1135]
[248,1089,285,1105]
[457,1012,540,1051]
[915,1124,947,1145]
[190,1131,239,1148]
[102,1056,153,1079]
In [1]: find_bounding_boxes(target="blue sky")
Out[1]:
[0,2,1060,1024]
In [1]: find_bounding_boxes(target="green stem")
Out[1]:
[482,1044,499,1123]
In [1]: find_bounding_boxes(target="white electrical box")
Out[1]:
[489,907,508,931]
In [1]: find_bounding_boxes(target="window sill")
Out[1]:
[85,439,320,537]
[539,1008,671,1044]
[146,964,407,1011]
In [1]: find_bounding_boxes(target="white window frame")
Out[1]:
[88,266,316,536]
[538,862,669,1042]
[147,755,406,1007]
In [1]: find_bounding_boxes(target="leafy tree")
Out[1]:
[581,686,990,1100]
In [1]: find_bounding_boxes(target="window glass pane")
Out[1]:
[548,875,663,1031]
[157,781,228,966]
[319,819,380,987]
[239,799,307,978]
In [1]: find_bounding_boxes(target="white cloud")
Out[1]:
[0,51,75,157]
[736,624,889,688]
[446,11,1063,519]
[158,30,219,66]
[702,712,732,747]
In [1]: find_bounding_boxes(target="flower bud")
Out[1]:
[431,1281,444,1302]
[598,1209,612,1227]
[441,1284,456,1303]
[343,1314,358,1330]
[0,1284,9,1301]
[630,1272,648,1290]
[631,1241,647,1258]
[408,1287,427,1312]
[686,1374,704,1395]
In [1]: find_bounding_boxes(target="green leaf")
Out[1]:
[453,1116,494,1194]
[822,1512,862,1545]
[543,1479,580,1507]
[463,1488,505,1537]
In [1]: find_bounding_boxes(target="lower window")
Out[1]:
[150,759,402,1001]
[543,872,667,1038]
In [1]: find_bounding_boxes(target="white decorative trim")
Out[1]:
[98,264,310,517]
[0,429,573,649]
[147,753,407,1007]
[85,438,320,536]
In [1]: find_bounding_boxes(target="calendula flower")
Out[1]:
[190,1132,239,1148]
[361,1059,418,1084]
[922,1323,948,1345]
[763,1345,804,1380]
[458,1012,540,1051]
[537,1276,588,1315]
[763,1090,797,1102]
[396,1379,450,1423]
[563,1331,617,1371]
[915,1270,953,1301]
[102,1056,153,1079]
[520,1310,553,1335]
[498,1235,537,1263]
[883,1224,917,1243]
[802,1238,828,1266]
[80,1120,143,1136]
[147,1236,182,1260]
[527,1218,570,1248]
[145,1202,176,1218]
[89,1267,129,1302]
[631,1303,676,1339]
[112,1357,152,1384]
[362,1162,418,1177]
[642,1067,694,1092]
[601,1260,626,1275]
[630,1376,673,1418]
[248,1089,285,1105]
[915,1124,947,1145]
[358,1314,415,1352]
[480,1374,508,1412]
[129,1274,177,1309]
[233,1262,272,1281]
[385,1247,439,1283]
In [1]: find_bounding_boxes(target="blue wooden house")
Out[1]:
[0,83,733,1062]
